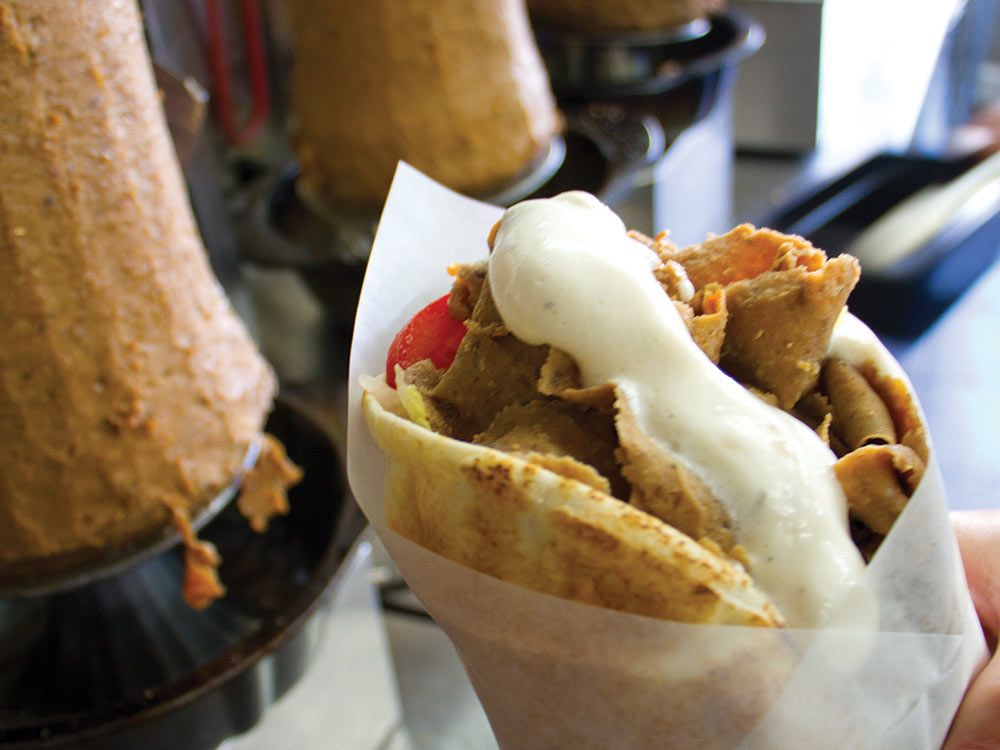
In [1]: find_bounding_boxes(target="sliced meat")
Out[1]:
[614,388,736,554]
[719,254,860,409]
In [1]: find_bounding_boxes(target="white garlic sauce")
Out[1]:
[488,192,872,628]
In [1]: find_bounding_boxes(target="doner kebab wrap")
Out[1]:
[347,164,987,749]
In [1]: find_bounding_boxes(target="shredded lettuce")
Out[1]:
[395,365,432,429]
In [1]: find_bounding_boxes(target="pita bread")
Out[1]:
[363,391,783,627]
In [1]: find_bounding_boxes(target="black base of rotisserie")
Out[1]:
[0,400,361,749]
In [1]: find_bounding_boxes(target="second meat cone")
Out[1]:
[287,0,562,212]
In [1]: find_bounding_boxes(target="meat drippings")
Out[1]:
[163,497,226,610]
[163,433,303,610]
[237,434,304,533]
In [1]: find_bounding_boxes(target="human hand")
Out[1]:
[944,510,1000,749]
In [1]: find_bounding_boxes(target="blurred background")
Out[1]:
[9,1,999,748]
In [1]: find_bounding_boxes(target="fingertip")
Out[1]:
[944,651,1000,750]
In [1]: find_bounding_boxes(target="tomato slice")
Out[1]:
[385,294,468,387]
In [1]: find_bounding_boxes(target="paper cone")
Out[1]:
[347,163,987,749]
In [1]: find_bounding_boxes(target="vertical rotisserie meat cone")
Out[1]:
[0,0,276,569]
[287,0,562,211]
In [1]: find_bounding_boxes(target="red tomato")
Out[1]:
[385,294,467,387]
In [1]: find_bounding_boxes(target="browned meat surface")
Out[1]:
[397,227,920,561]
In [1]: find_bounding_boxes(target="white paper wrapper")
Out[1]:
[347,163,988,749]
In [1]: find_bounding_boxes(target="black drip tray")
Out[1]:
[762,151,1000,341]
[0,400,363,750]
